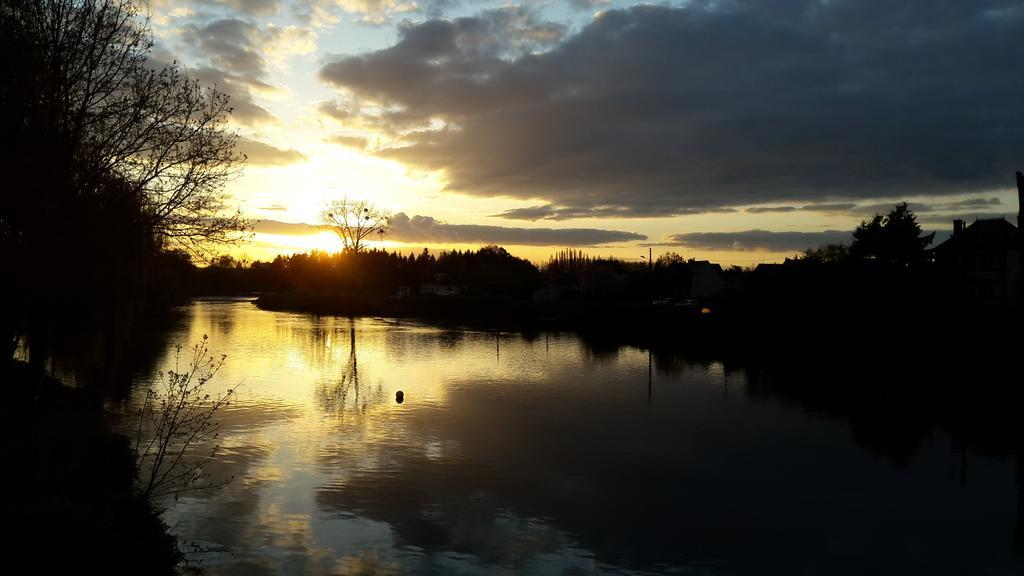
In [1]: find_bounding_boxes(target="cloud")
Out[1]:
[319,2,1024,217]
[253,219,322,235]
[745,206,798,214]
[182,18,315,126]
[934,197,1003,209]
[567,0,610,10]
[294,0,417,26]
[918,212,1013,227]
[200,0,284,17]
[799,203,859,213]
[662,230,852,252]
[319,6,566,99]
[316,100,358,122]
[185,19,269,82]
[388,213,645,246]
[744,202,859,213]
[494,204,736,221]
[328,134,369,149]
[184,19,315,84]
[853,197,1002,217]
[253,214,647,246]
[236,137,306,165]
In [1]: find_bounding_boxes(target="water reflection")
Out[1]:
[316,322,388,418]
[126,299,1023,575]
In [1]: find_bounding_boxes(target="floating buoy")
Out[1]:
[396,390,404,404]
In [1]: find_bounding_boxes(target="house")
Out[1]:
[932,172,1023,303]
[688,260,724,298]
[420,273,464,296]
[932,217,1021,302]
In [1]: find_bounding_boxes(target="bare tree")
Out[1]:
[132,336,237,499]
[320,197,391,253]
[2,0,249,255]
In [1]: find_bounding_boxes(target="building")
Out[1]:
[420,273,464,296]
[931,172,1023,303]
[688,260,724,298]
[932,218,1021,302]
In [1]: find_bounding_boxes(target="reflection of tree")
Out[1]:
[317,322,383,416]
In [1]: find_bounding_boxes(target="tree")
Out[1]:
[850,202,934,267]
[1,0,249,369]
[1,0,249,255]
[800,243,850,264]
[320,197,391,253]
[133,336,236,499]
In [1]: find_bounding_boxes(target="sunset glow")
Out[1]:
[142,0,1024,265]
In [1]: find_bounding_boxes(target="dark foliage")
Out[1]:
[850,202,935,267]
[1,0,243,386]
[0,362,180,574]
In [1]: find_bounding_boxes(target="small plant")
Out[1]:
[133,335,236,500]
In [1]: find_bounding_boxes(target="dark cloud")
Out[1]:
[567,0,609,10]
[328,134,369,150]
[663,230,852,252]
[319,6,565,101]
[316,100,356,122]
[853,197,1002,217]
[185,19,269,82]
[192,67,276,126]
[745,206,798,214]
[201,0,283,17]
[744,202,862,213]
[388,213,645,245]
[319,2,1024,217]
[183,19,313,126]
[494,204,736,221]
[253,220,321,235]
[938,197,1003,209]
[236,137,306,165]
[253,214,645,246]
[799,203,859,212]
[918,212,1014,228]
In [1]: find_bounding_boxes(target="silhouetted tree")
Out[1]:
[545,249,593,274]
[1,0,249,254]
[800,243,850,264]
[1,0,248,375]
[321,198,391,253]
[655,252,686,267]
[850,202,934,267]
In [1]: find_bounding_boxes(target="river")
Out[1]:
[120,298,1023,575]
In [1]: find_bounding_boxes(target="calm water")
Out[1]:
[123,299,1023,575]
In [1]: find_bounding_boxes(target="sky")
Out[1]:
[147,0,1024,265]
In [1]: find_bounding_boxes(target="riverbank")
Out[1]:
[255,291,723,345]
[1,361,181,574]
[254,290,1019,364]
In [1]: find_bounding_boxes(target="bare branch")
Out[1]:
[320,197,391,253]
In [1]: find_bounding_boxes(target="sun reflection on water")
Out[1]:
[131,298,1024,576]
